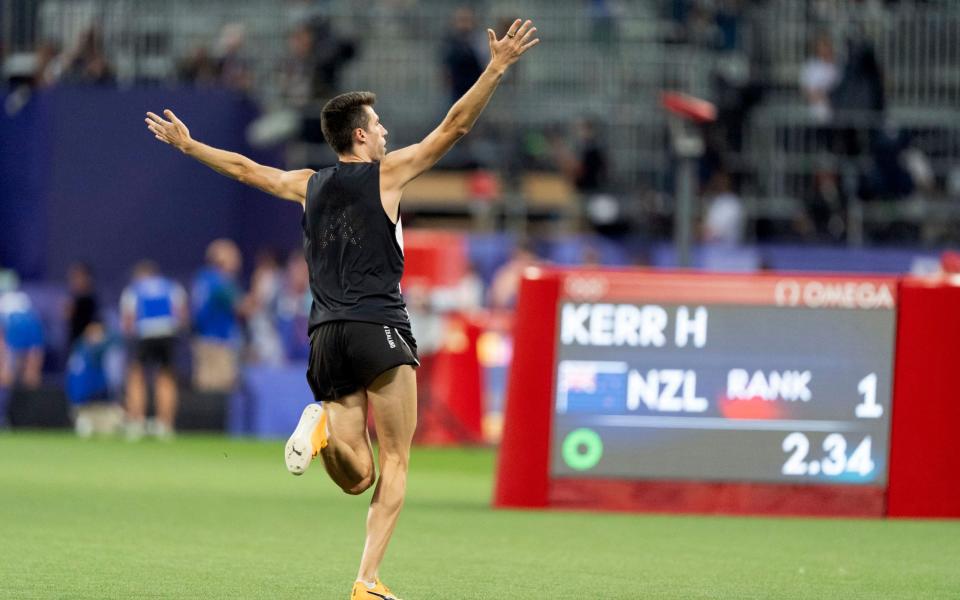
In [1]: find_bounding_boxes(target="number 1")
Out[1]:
[855,373,882,418]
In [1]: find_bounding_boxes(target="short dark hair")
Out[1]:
[320,91,376,154]
[133,259,159,278]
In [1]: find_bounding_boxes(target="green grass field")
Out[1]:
[1,433,957,599]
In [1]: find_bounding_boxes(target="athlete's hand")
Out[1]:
[487,19,539,72]
[145,109,193,153]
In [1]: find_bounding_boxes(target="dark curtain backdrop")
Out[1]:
[0,87,303,286]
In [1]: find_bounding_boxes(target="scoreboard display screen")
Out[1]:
[549,272,897,486]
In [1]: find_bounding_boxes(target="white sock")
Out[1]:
[358,580,377,590]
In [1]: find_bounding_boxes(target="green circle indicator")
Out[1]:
[562,428,604,471]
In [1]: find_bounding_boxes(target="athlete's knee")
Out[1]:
[343,473,375,495]
[376,455,409,505]
[341,457,374,495]
[380,451,410,474]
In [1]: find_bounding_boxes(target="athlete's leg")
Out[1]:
[124,361,147,439]
[125,362,147,421]
[154,367,178,431]
[320,390,376,495]
[0,344,14,388]
[357,365,417,583]
[21,348,43,389]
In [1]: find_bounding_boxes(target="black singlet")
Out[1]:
[302,161,412,336]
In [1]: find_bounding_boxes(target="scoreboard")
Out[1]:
[550,275,896,486]
[490,268,960,517]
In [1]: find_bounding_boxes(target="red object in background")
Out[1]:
[717,396,783,420]
[940,250,960,274]
[399,230,484,445]
[495,268,960,518]
[552,480,884,517]
[401,230,468,290]
[416,313,484,445]
[468,170,500,202]
[887,277,960,518]
[494,269,560,508]
[661,91,718,123]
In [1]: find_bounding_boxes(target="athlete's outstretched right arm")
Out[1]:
[145,109,313,204]
[380,19,539,196]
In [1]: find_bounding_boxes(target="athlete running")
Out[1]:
[145,18,539,599]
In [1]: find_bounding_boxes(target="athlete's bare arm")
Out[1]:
[145,109,313,204]
[379,19,540,210]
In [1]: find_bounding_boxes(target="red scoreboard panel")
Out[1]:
[494,268,960,518]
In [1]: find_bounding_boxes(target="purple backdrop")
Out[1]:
[1,87,302,287]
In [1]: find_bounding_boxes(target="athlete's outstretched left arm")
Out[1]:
[145,109,313,204]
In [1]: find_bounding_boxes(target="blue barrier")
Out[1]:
[1,87,295,286]
[229,363,312,439]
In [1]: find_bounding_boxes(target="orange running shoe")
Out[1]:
[350,579,402,600]
[283,403,327,475]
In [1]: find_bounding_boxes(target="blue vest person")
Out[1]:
[191,239,242,391]
[67,321,124,437]
[120,261,186,440]
[0,284,45,390]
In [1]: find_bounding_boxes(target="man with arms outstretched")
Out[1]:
[145,19,539,599]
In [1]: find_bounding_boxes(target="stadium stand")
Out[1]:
[4,0,960,242]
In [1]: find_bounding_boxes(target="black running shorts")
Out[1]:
[134,336,176,368]
[306,321,419,401]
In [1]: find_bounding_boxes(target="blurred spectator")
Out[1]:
[191,239,242,392]
[670,0,693,38]
[64,261,99,349]
[213,23,253,92]
[275,250,311,362]
[551,118,615,232]
[806,170,847,242]
[0,273,44,389]
[572,118,609,195]
[242,249,284,366]
[830,39,886,154]
[431,266,484,314]
[61,26,115,85]
[587,0,622,47]
[281,18,357,107]
[280,23,318,109]
[410,265,485,357]
[173,25,248,90]
[271,18,357,145]
[711,56,763,153]
[488,243,540,309]
[861,127,915,201]
[713,0,743,51]
[120,260,187,440]
[800,33,839,124]
[67,319,123,438]
[309,17,358,99]
[702,171,746,245]
[33,40,63,88]
[404,284,443,357]
[685,1,721,48]
[441,7,486,106]
[178,46,218,86]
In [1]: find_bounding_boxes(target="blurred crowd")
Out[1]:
[2,0,958,244]
[0,234,545,438]
[0,240,307,438]
[666,0,946,245]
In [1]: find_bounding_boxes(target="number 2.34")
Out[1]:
[782,433,875,477]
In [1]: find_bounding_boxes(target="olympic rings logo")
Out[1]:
[564,276,609,300]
